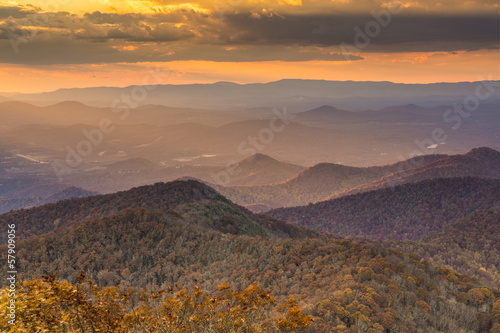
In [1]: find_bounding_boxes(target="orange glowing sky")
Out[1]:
[0,0,498,93]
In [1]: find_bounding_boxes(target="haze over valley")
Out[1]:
[1,0,499,331]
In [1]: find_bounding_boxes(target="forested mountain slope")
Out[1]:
[219,148,500,210]
[268,177,500,241]
[4,207,499,332]
[0,180,317,243]
[377,209,500,288]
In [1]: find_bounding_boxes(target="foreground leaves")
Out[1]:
[0,273,312,332]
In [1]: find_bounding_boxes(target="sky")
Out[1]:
[0,0,498,92]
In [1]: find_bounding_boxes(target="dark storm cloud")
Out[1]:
[0,3,498,64]
[0,36,358,64]
[222,13,500,52]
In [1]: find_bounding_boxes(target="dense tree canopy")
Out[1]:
[3,208,499,332]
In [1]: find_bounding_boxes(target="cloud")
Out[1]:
[0,3,497,64]
[222,13,500,52]
[0,4,38,19]
[0,36,361,64]
[147,0,498,14]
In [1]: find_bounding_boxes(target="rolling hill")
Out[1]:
[0,185,96,215]
[2,98,500,174]
[267,177,500,241]
[294,105,361,124]
[219,148,500,210]
[0,101,107,127]
[335,147,500,198]
[2,179,498,332]
[0,101,247,128]
[217,154,446,209]
[0,179,318,242]
[209,153,305,186]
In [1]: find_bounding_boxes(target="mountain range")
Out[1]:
[2,87,500,332]
[218,147,500,210]
[9,79,500,111]
[1,179,498,332]
[3,145,500,214]
[1,100,499,173]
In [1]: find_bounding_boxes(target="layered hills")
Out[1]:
[0,180,317,242]
[2,179,498,332]
[268,177,500,241]
[219,148,500,210]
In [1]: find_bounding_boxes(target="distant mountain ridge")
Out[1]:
[211,153,305,186]
[11,79,500,110]
[0,185,96,215]
[295,105,360,122]
[0,101,106,127]
[333,147,500,198]
[219,147,500,210]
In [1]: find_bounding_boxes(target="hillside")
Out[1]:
[268,177,500,241]
[335,147,500,198]
[295,105,361,123]
[211,153,305,186]
[4,207,498,332]
[218,154,447,209]
[0,101,242,128]
[0,185,96,215]
[0,180,318,242]
[219,148,500,210]
[0,101,107,127]
[360,104,449,124]
[378,209,500,288]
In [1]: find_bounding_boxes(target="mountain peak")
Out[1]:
[296,105,358,122]
[234,153,282,167]
[286,162,362,186]
[301,105,348,115]
[377,104,426,113]
[401,103,422,109]
[45,101,94,109]
[219,154,305,186]
[466,147,500,159]
[213,81,240,86]
[313,105,342,111]
[247,153,276,162]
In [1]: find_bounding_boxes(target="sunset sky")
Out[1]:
[0,0,498,92]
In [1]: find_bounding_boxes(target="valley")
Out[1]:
[1,80,499,332]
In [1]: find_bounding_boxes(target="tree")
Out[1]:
[0,274,313,333]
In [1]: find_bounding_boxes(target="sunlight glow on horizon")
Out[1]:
[1,0,498,93]
[0,50,499,94]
